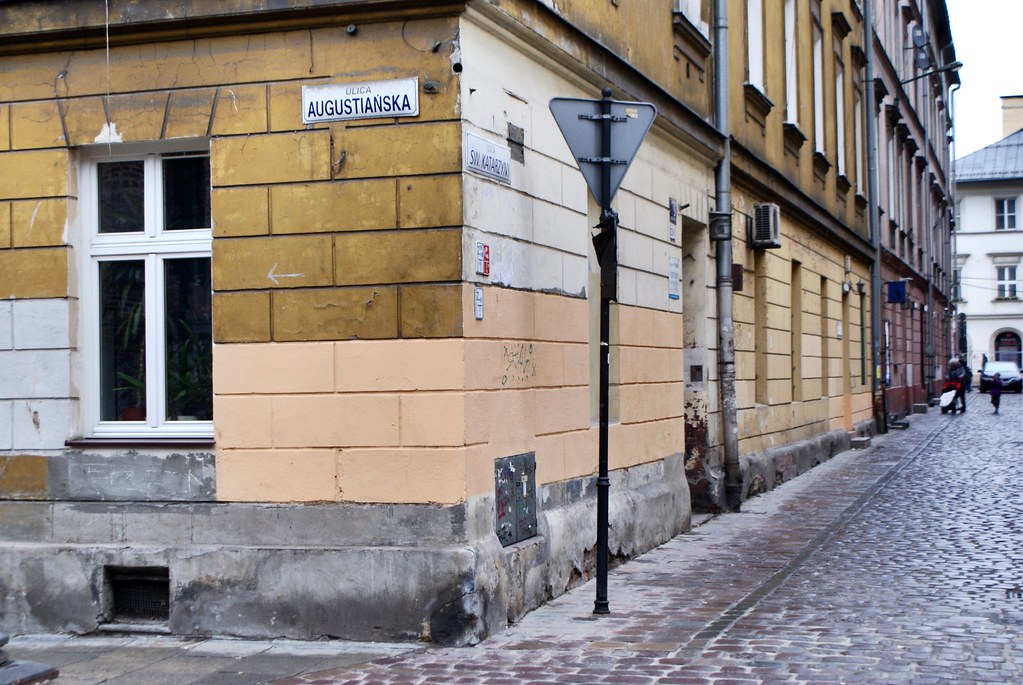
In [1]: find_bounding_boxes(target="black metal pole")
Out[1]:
[864,0,888,434]
[594,289,611,615]
[593,87,614,616]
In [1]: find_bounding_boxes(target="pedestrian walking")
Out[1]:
[945,359,967,415]
[940,377,960,414]
[990,372,1003,414]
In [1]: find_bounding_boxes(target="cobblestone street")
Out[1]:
[276,391,1023,685]
[9,392,1022,684]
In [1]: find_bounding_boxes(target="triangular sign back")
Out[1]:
[549,97,656,206]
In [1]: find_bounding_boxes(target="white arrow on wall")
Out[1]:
[267,263,304,285]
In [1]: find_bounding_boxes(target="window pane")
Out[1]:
[100,261,146,421]
[747,0,764,89]
[163,156,211,231]
[995,331,1022,366]
[812,20,824,152]
[165,257,213,421]
[784,0,797,122]
[98,161,144,233]
[835,62,845,175]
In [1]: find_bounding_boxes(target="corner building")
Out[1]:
[0,0,694,644]
[0,0,951,643]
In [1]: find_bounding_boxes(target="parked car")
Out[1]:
[979,361,1023,393]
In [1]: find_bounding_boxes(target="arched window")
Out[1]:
[994,331,1022,368]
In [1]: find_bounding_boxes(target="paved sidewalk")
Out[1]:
[10,391,1018,684]
[4,635,417,685]
[270,403,956,685]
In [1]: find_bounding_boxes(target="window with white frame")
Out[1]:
[854,88,864,189]
[997,265,1018,299]
[675,0,709,36]
[81,142,213,437]
[812,1,825,153]
[892,141,903,227]
[901,148,910,228]
[784,0,798,122]
[995,198,1017,230]
[834,37,846,176]
[746,0,765,91]
[886,129,896,216]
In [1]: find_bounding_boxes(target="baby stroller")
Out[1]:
[939,380,960,414]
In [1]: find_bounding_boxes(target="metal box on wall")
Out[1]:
[495,453,537,546]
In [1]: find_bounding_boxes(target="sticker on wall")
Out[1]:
[465,132,512,184]
[302,77,419,123]
[475,242,491,276]
[669,197,678,242]
[474,287,484,320]
[668,256,680,300]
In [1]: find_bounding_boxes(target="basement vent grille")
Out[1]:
[106,566,170,622]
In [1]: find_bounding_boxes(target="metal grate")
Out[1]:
[106,567,170,622]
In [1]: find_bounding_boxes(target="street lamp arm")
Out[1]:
[899,61,963,86]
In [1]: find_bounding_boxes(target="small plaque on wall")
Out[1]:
[732,263,744,292]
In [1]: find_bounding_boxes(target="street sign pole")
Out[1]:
[594,89,615,615]
[550,89,655,616]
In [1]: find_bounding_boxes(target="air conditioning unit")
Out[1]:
[750,202,781,249]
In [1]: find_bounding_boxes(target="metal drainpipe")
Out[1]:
[949,82,961,365]
[924,82,933,403]
[919,1,940,404]
[863,0,887,433]
[712,0,741,511]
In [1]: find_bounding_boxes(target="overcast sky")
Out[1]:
[945,0,1023,159]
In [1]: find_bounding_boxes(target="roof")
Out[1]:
[956,128,1023,182]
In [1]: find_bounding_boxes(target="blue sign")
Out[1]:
[887,280,906,304]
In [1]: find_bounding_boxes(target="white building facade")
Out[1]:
[955,101,1023,373]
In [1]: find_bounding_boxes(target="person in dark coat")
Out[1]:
[990,373,1003,415]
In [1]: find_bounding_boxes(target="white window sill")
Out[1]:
[67,436,215,448]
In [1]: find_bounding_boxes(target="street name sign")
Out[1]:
[465,131,512,184]
[302,77,419,124]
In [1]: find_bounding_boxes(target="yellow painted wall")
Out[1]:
[215,285,685,503]
[489,0,712,120]
[732,187,872,454]
[1,10,689,506]
[2,0,881,507]
[0,17,465,495]
[728,0,867,234]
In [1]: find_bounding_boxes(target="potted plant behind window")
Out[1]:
[167,318,212,421]
[115,370,146,421]
[104,261,147,421]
